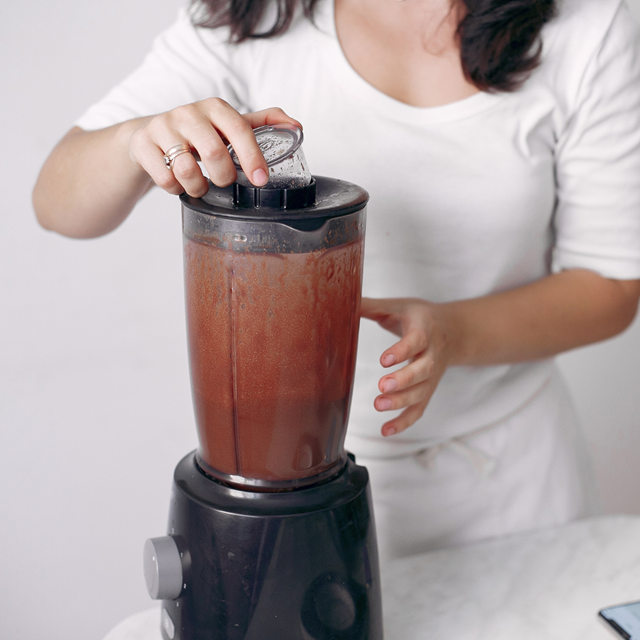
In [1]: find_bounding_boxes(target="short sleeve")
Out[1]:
[75,9,249,131]
[552,1,640,280]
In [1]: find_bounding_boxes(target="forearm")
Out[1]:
[33,121,153,239]
[439,269,640,367]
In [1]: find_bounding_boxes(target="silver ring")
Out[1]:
[163,144,192,169]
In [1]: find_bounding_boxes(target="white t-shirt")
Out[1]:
[77,0,640,458]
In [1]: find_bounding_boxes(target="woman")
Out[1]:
[33,0,640,564]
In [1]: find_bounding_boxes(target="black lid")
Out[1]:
[180,176,369,225]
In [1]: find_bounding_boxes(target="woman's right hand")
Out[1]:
[127,99,302,198]
[33,99,301,238]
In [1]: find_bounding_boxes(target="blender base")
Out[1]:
[154,452,383,640]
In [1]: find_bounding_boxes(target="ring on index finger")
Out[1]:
[163,144,192,169]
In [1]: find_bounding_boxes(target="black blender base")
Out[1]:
[160,452,383,640]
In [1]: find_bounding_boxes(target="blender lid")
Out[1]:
[228,124,304,169]
[180,176,368,223]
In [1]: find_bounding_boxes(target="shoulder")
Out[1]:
[531,0,640,109]
[550,0,623,31]
[148,7,234,65]
[541,0,636,68]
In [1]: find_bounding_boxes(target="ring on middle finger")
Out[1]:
[163,143,192,169]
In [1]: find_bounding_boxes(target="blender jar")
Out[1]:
[181,167,368,490]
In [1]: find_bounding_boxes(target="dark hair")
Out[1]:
[191,0,556,93]
[458,0,556,91]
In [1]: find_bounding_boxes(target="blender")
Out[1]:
[143,125,382,640]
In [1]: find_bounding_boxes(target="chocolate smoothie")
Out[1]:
[184,236,364,487]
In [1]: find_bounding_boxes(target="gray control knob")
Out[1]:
[143,536,184,600]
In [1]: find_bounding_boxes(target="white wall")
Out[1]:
[1,1,640,639]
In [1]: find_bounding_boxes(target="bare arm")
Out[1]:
[33,121,152,238]
[361,269,640,436]
[33,100,302,239]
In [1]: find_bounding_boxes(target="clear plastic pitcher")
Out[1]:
[181,170,368,490]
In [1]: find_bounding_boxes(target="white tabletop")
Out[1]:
[104,515,640,640]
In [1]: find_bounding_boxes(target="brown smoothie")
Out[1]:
[184,236,364,487]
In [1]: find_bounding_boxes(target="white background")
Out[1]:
[2,1,640,638]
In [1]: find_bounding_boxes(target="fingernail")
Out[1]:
[382,354,397,367]
[377,398,392,411]
[384,426,397,437]
[252,168,268,186]
[382,378,397,393]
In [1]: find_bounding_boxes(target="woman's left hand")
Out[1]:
[360,297,456,437]
[360,272,640,438]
